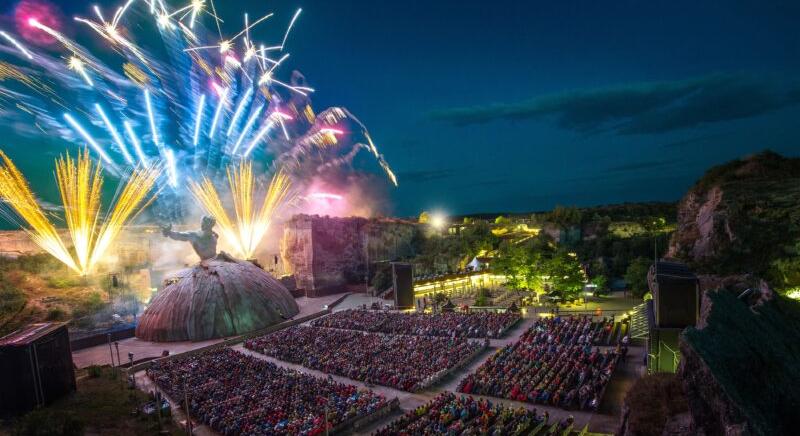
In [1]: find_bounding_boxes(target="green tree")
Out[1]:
[474,288,491,306]
[769,256,800,293]
[546,251,585,300]
[460,221,497,259]
[418,211,430,224]
[549,205,583,229]
[494,242,529,291]
[625,257,652,298]
[494,215,510,225]
[589,259,610,294]
[591,274,608,294]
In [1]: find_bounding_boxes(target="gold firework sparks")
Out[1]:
[190,160,292,259]
[0,149,159,275]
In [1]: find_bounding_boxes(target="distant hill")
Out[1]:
[454,201,677,223]
[668,150,800,285]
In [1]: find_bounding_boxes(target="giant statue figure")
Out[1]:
[162,216,219,260]
[139,214,299,342]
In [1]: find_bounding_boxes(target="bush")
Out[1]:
[2,254,59,275]
[86,365,103,378]
[12,409,84,436]
[45,308,66,321]
[0,284,26,320]
[83,292,105,313]
[46,276,82,289]
[625,257,652,298]
[474,288,491,306]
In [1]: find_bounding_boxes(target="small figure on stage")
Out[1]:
[162,216,219,260]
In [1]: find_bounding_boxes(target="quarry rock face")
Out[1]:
[136,254,299,342]
[281,214,419,294]
[679,289,800,435]
[668,151,800,277]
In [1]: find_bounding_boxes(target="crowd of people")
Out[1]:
[146,348,388,435]
[374,392,577,435]
[311,309,520,339]
[458,316,622,410]
[244,326,483,392]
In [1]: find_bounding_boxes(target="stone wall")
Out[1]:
[0,230,66,256]
[280,215,419,294]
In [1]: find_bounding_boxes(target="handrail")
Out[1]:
[660,340,680,371]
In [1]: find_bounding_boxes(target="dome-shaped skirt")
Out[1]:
[136,254,299,342]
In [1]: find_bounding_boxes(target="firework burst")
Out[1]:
[0,0,397,265]
[0,0,397,222]
[0,149,160,275]
[190,160,293,259]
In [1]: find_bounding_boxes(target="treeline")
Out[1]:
[410,202,676,299]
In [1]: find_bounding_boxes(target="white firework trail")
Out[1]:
[0,0,398,221]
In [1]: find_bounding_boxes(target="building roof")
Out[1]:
[0,323,65,347]
[653,261,697,282]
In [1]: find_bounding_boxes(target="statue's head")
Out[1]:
[201,216,216,232]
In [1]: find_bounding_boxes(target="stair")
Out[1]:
[629,302,649,340]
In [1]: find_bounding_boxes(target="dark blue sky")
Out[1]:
[5,0,800,217]
[278,0,800,216]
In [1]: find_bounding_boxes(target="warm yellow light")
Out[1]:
[190,161,293,259]
[430,212,446,230]
[0,149,159,275]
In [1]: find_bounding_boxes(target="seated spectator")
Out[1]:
[245,326,483,392]
[312,309,520,339]
[146,348,387,436]
[457,315,620,411]
[374,392,545,435]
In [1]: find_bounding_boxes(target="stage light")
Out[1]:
[430,212,447,230]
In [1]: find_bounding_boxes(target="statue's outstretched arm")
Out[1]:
[166,231,194,242]
[162,224,195,242]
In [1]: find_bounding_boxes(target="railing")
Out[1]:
[661,340,681,372]
[648,340,681,373]
[628,302,649,339]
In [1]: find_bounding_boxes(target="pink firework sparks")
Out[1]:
[15,0,63,45]
[309,192,344,201]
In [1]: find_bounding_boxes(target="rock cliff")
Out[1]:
[280,215,419,295]
[668,151,800,282]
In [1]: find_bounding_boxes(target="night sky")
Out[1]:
[3,0,800,217]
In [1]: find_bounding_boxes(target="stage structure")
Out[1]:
[392,262,414,309]
[645,260,700,373]
[0,323,76,416]
[136,217,298,342]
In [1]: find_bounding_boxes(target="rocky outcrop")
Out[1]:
[136,254,299,342]
[678,289,800,435]
[280,215,419,294]
[617,372,689,436]
[668,151,800,278]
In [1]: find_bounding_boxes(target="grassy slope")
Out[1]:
[682,291,800,435]
[1,366,180,436]
[0,255,108,337]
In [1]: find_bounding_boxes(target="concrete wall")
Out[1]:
[281,215,419,293]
